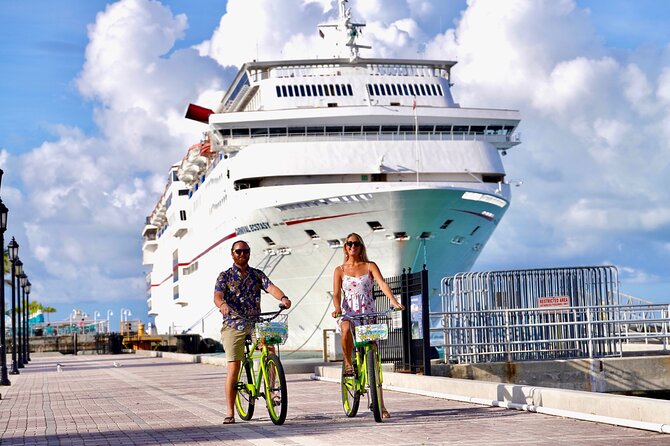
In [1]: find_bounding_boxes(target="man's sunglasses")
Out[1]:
[233,248,251,255]
[345,241,361,248]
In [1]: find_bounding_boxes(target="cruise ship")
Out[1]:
[142,0,521,350]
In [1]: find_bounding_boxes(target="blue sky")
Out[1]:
[1,0,670,328]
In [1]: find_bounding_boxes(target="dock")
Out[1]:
[1,352,669,445]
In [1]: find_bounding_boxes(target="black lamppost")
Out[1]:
[8,238,19,374]
[19,273,28,365]
[0,168,10,386]
[25,280,31,362]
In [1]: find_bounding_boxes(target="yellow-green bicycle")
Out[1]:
[339,308,399,422]
[233,306,289,425]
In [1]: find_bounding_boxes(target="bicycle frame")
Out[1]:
[234,307,288,425]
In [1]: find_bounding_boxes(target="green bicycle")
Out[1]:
[339,308,399,423]
[233,306,289,425]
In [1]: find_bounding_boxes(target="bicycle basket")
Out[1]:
[354,323,388,343]
[255,315,288,345]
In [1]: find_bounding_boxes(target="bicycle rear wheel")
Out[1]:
[366,348,383,422]
[341,355,360,417]
[235,359,255,420]
[263,353,288,425]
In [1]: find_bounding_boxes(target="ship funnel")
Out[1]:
[185,103,214,124]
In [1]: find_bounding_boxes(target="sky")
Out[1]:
[1,0,670,329]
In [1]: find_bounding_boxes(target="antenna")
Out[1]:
[317,0,371,61]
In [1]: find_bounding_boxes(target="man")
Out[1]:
[213,240,291,424]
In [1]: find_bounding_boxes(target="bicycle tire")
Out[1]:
[341,353,360,417]
[366,348,383,422]
[263,353,288,425]
[235,359,255,420]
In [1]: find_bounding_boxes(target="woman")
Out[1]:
[332,232,404,418]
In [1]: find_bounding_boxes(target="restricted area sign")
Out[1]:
[538,295,570,308]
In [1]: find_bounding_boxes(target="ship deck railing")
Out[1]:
[429,303,670,364]
[220,130,520,149]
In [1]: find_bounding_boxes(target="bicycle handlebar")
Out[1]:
[229,304,287,324]
[335,307,402,320]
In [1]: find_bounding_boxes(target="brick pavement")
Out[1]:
[0,353,668,445]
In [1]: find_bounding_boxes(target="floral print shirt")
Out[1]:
[339,263,376,328]
[214,265,273,331]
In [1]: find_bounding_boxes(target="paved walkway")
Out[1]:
[0,353,668,445]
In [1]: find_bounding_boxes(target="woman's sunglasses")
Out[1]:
[345,241,361,248]
[234,248,251,255]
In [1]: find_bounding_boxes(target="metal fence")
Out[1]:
[433,265,670,364]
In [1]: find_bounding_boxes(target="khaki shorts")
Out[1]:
[220,325,252,361]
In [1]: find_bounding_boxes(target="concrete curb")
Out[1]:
[312,365,670,434]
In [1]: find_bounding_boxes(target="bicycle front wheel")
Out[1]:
[341,354,360,417]
[366,348,383,422]
[235,359,255,420]
[263,353,288,425]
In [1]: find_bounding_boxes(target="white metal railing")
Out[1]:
[430,304,670,364]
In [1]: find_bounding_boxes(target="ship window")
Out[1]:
[344,126,361,134]
[393,232,410,241]
[335,84,342,96]
[327,239,343,248]
[419,84,426,96]
[288,85,294,97]
[440,219,454,229]
[373,84,380,95]
[311,85,318,96]
[276,86,282,97]
[288,127,305,135]
[381,125,398,133]
[299,85,305,96]
[363,125,380,133]
[435,125,451,133]
[367,221,385,232]
[262,236,276,246]
[281,85,287,97]
[305,229,320,240]
[470,226,480,236]
[419,125,434,133]
[323,84,330,96]
[504,125,514,134]
[220,129,231,137]
[327,103,338,107]
[437,84,444,96]
[486,125,503,134]
[179,210,187,221]
[367,84,373,95]
[306,85,312,97]
[402,84,409,95]
[307,126,324,135]
[453,125,468,134]
[408,84,416,95]
[391,84,397,95]
[326,126,343,134]
[269,127,287,136]
[470,125,485,134]
[482,175,504,183]
[251,128,269,136]
[317,85,324,96]
[347,84,353,95]
[430,84,438,95]
[178,189,189,196]
[399,125,415,133]
[232,128,250,137]
[419,232,431,239]
[329,85,335,96]
[371,173,387,182]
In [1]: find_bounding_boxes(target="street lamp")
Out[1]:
[25,280,31,362]
[0,188,11,385]
[93,311,101,333]
[106,310,113,334]
[14,259,24,369]
[7,238,19,375]
[19,273,28,364]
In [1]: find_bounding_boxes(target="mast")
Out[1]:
[318,0,371,61]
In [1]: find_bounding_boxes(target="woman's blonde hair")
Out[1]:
[342,233,369,262]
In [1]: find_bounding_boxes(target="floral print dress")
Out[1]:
[339,263,376,328]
